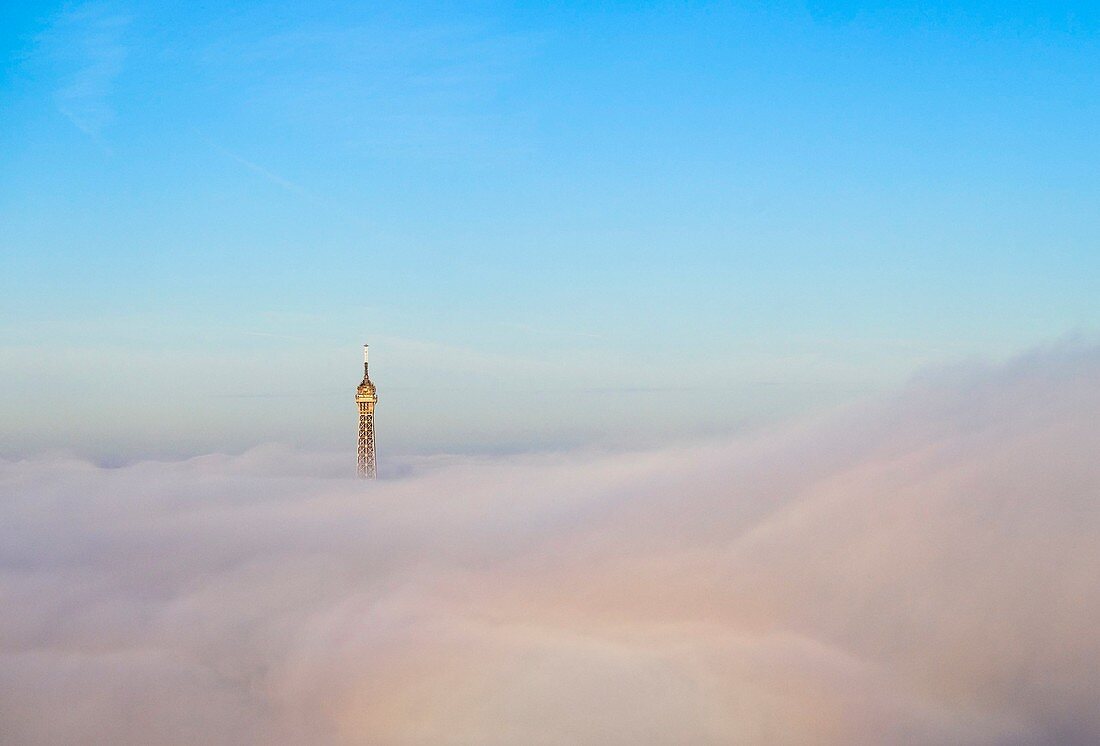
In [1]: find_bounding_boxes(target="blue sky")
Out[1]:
[2,1,1099,461]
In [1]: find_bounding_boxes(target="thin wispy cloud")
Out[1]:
[501,320,607,341]
[215,146,314,199]
[199,136,375,233]
[197,16,538,160]
[195,130,315,199]
[34,2,132,141]
[238,330,345,344]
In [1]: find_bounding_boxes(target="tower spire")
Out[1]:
[355,343,378,479]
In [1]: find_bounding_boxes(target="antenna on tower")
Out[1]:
[355,343,378,479]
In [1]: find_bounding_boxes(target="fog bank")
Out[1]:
[2,346,1099,744]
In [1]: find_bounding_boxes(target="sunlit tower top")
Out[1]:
[355,344,378,479]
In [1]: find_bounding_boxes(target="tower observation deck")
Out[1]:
[355,344,378,479]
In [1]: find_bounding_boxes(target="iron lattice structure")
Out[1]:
[356,344,378,479]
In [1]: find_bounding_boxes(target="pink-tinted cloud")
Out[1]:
[2,345,1099,744]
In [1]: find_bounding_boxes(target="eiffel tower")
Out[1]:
[355,344,378,479]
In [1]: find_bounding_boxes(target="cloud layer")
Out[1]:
[2,345,1100,744]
